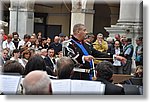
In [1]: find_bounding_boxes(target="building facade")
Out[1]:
[1,0,142,41]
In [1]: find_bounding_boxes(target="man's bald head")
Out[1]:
[24,70,45,84]
[54,36,60,43]
[23,70,52,95]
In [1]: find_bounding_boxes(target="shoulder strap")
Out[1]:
[71,39,89,56]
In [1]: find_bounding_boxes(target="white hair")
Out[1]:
[41,49,47,53]
[106,37,113,42]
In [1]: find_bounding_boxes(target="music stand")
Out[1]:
[112,74,134,84]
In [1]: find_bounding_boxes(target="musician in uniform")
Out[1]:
[62,23,108,80]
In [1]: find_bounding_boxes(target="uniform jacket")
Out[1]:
[62,36,108,80]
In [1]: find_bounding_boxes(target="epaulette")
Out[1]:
[62,39,72,48]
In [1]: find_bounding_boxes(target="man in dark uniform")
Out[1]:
[62,23,108,80]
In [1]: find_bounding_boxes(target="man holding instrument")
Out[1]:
[62,23,108,80]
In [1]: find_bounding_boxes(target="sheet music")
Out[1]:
[51,79,71,95]
[71,80,105,95]
[51,79,105,95]
[0,75,22,94]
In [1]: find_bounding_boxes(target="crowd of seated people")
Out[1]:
[0,27,143,95]
[0,29,143,75]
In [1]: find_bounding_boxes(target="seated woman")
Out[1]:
[21,49,31,67]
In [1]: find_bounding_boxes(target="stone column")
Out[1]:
[118,0,142,23]
[105,0,143,38]
[117,0,143,40]
[9,0,35,38]
[70,0,95,34]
